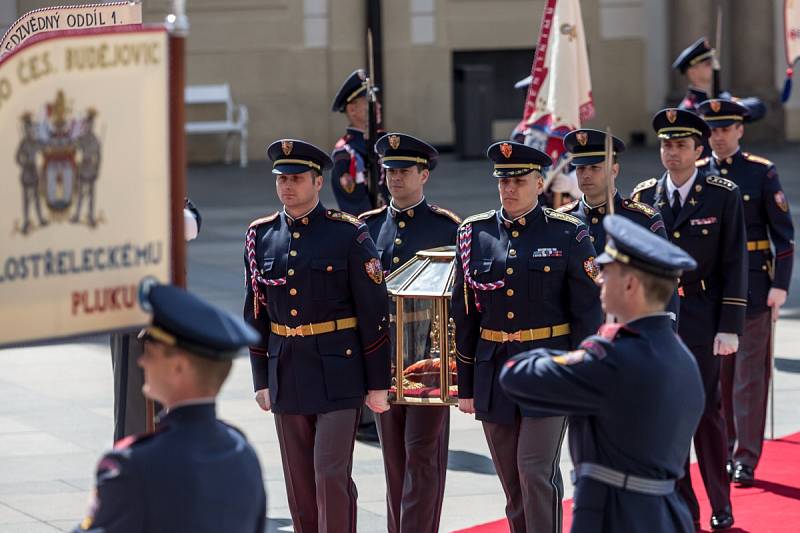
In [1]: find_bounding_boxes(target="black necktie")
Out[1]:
[671,190,682,219]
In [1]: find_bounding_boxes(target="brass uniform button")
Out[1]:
[507,311,515,319]
[289,288,298,296]
[326,265,333,272]
[398,221,406,228]
[543,265,551,272]
[288,268,295,276]
[673,231,680,239]
[721,168,728,175]
[591,217,599,224]
[506,289,514,297]
[590,236,595,243]
[762,264,768,271]
[702,229,709,235]
[290,250,297,257]
[511,230,519,238]
[395,238,402,245]
[292,232,300,239]
[290,309,298,317]
[393,257,400,264]
[509,249,517,257]
[506,267,514,275]
[694,185,702,192]
[346,348,353,356]
[743,194,750,201]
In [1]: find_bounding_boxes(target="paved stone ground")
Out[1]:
[2,144,800,532]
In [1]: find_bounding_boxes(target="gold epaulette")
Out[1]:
[556,200,579,213]
[544,207,582,226]
[621,199,658,218]
[632,178,658,195]
[742,152,774,167]
[248,212,279,229]
[695,157,711,167]
[358,205,387,220]
[460,210,495,227]
[430,204,462,224]
[326,209,363,226]
[706,175,738,191]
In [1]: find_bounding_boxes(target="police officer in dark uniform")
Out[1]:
[632,109,747,531]
[244,139,391,533]
[452,141,603,533]
[558,129,679,324]
[359,133,460,533]
[697,98,795,486]
[500,215,705,533]
[330,69,387,215]
[74,284,267,533]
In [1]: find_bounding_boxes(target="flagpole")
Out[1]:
[604,127,614,215]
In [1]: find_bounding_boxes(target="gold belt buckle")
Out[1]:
[502,330,521,342]
[286,325,305,337]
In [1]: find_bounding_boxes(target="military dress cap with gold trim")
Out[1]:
[331,68,369,112]
[696,98,749,128]
[375,132,438,170]
[139,284,261,360]
[563,128,626,166]
[652,108,710,140]
[672,37,713,73]
[486,141,552,178]
[267,139,333,175]
[596,215,697,278]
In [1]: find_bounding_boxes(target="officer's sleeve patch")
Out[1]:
[775,190,789,213]
[578,336,610,360]
[364,258,384,284]
[576,228,590,242]
[356,231,371,244]
[650,220,665,233]
[552,349,587,366]
[583,256,599,282]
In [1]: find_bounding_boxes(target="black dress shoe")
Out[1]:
[734,463,755,486]
[355,422,380,443]
[710,507,734,530]
[726,460,734,481]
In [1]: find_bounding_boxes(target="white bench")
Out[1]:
[185,83,249,167]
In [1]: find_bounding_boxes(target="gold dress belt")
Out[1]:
[480,323,570,343]
[271,317,357,337]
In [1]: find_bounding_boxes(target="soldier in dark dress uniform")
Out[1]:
[244,139,392,533]
[500,215,705,533]
[359,133,460,533]
[330,69,387,215]
[558,129,678,324]
[697,98,795,486]
[74,284,267,533]
[452,141,603,533]
[632,109,748,531]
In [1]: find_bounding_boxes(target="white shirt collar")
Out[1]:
[500,202,537,225]
[284,201,319,222]
[390,196,425,215]
[665,169,698,206]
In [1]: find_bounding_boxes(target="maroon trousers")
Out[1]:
[376,405,449,533]
[274,409,360,533]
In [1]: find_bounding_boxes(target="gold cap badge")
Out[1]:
[388,134,400,150]
[666,109,677,124]
[500,143,513,159]
[710,100,721,113]
[576,131,588,146]
[281,140,293,156]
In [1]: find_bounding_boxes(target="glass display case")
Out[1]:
[385,246,458,405]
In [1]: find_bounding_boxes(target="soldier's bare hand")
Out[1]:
[767,288,787,322]
[458,398,475,414]
[713,332,739,356]
[255,389,271,412]
[365,389,390,413]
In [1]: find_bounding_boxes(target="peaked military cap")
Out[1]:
[597,215,697,278]
[487,141,552,178]
[139,284,260,360]
[696,98,749,128]
[672,37,714,73]
[331,69,369,112]
[652,108,710,140]
[563,129,626,166]
[375,132,438,171]
[267,139,333,175]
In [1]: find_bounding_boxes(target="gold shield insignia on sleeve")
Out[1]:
[365,257,384,284]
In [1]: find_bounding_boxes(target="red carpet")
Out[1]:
[453,432,800,533]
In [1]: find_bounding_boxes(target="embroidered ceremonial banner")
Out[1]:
[1,2,142,57]
[0,27,171,347]
[517,0,594,164]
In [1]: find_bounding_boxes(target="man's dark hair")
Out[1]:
[620,264,677,307]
